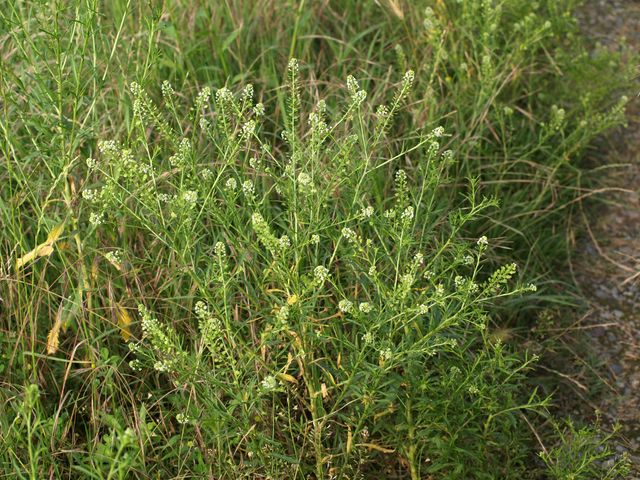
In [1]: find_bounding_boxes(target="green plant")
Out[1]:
[77,63,547,478]
[0,383,141,480]
[0,0,635,478]
[540,419,631,480]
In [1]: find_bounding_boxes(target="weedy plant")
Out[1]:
[387,0,633,278]
[82,62,545,478]
[540,420,631,480]
[0,0,635,479]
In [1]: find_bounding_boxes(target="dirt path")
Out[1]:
[574,0,640,472]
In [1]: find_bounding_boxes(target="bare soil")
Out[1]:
[573,0,640,472]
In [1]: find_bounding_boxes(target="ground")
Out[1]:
[575,0,640,472]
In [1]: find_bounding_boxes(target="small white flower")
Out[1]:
[384,209,396,219]
[196,86,211,106]
[338,299,353,314]
[377,104,390,119]
[418,304,429,314]
[154,360,170,373]
[276,305,289,323]
[129,82,141,95]
[359,302,373,313]
[214,241,226,258]
[242,120,255,137]
[401,273,414,287]
[423,7,436,30]
[253,103,265,116]
[362,332,375,345]
[225,178,237,191]
[477,236,488,247]
[169,138,191,168]
[98,140,118,156]
[249,157,261,169]
[341,227,357,244]
[403,70,415,86]
[176,413,193,425]
[161,80,174,98]
[361,206,374,218]
[288,58,299,73]
[346,75,359,95]
[297,172,312,186]
[242,83,254,101]
[352,90,367,105]
[215,87,232,103]
[283,162,294,176]
[242,180,255,197]
[128,359,142,371]
[194,300,209,319]
[82,189,96,201]
[314,266,330,283]
[89,212,104,226]
[261,375,278,391]
[311,234,320,245]
[105,250,122,265]
[182,190,197,207]
[401,206,414,222]
[278,235,291,249]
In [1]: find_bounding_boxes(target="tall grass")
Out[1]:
[0,0,634,478]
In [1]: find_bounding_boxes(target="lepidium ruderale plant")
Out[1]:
[84,60,544,479]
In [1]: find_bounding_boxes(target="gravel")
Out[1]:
[573,0,640,475]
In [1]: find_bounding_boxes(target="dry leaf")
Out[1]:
[45,222,65,244]
[386,0,404,19]
[16,222,65,270]
[321,382,328,399]
[357,442,395,454]
[47,308,63,355]
[276,373,298,384]
[116,303,133,342]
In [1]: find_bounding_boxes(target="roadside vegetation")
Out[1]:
[0,1,635,478]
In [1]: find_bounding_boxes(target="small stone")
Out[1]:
[611,364,623,375]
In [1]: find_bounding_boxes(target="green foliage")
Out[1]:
[540,420,631,480]
[0,0,634,478]
[79,71,545,478]
[0,383,141,479]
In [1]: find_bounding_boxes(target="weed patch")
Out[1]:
[0,1,634,478]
